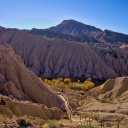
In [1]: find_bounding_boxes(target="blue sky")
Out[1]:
[0,0,128,34]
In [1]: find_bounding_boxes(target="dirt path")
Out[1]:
[56,94,100,128]
[58,95,72,117]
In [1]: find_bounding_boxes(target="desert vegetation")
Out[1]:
[39,78,94,94]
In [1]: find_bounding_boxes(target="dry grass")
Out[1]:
[0,113,9,119]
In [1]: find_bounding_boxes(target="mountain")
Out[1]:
[1,20,128,46]
[0,44,64,108]
[49,19,103,36]
[48,20,128,45]
[0,30,128,82]
[28,28,101,43]
[94,29,128,45]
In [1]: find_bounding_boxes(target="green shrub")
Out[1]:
[96,98,111,103]
[48,120,62,128]
[109,97,114,101]
[0,114,9,119]
[78,125,95,128]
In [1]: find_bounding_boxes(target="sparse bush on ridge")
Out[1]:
[96,98,111,103]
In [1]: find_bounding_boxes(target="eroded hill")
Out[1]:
[0,30,128,82]
[0,44,64,109]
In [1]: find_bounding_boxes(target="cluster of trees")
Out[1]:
[39,77,94,93]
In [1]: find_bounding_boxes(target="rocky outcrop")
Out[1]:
[77,77,128,122]
[120,44,128,51]
[0,95,63,120]
[0,31,128,81]
[84,76,128,98]
[0,44,64,109]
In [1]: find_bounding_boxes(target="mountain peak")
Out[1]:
[49,19,102,36]
[61,19,81,24]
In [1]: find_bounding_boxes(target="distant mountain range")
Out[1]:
[1,19,128,45]
[22,19,128,45]
[28,28,100,43]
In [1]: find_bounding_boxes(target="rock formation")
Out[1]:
[84,76,128,99]
[0,44,64,109]
[0,95,63,120]
[120,44,128,51]
[77,76,128,123]
[0,30,128,82]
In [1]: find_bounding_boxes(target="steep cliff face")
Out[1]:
[0,30,128,81]
[0,44,64,108]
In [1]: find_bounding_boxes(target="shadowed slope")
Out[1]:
[0,44,64,108]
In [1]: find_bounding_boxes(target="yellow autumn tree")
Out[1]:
[84,80,94,90]
[64,78,71,84]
